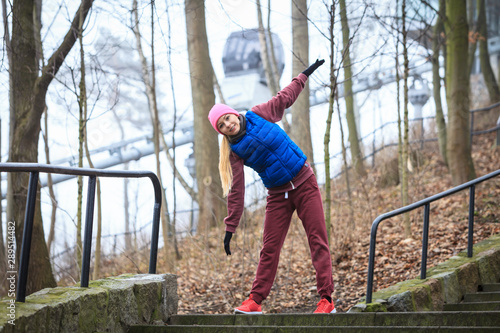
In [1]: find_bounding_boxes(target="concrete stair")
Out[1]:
[128,284,500,332]
[443,283,500,312]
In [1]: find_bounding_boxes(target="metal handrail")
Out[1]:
[0,163,162,302]
[365,168,500,304]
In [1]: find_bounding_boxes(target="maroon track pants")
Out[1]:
[250,174,334,304]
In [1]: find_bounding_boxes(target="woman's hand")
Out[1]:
[302,59,325,77]
[224,231,233,255]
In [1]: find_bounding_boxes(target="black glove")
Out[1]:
[224,231,233,255]
[302,59,325,77]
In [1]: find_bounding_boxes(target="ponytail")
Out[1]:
[219,136,233,197]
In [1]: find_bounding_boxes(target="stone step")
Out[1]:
[130,284,500,332]
[167,312,500,327]
[482,284,500,292]
[444,302,500,312]
[128,325,500,333]
[464,291,500,302]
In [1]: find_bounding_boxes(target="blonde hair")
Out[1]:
[219,136,233,197]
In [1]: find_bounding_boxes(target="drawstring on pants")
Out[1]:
[284,181,295,199]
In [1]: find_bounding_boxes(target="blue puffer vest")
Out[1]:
[230,111,307,188]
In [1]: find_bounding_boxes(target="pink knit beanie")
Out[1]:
[208,104,239,134]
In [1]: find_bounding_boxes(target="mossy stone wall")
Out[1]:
[0,273,177,333]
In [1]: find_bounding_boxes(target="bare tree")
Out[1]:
[76,27,86,273]
[339,0,366,178]
[75,5,104,280]
[43,110,59,255]
[477,0,500,103]
[336,94,354,232]
[166,1,182,260]
[444,0,476,185]
[256,0,291,132]
[132,0,175,272]
[402,0,411,238]
[256,0,278,96]
[324,2,336,241]
[467,0,477,76]
[266,3,281,91]
[290,0,315,172]
[0,0,11,294]
[185,0,225,234]
[395,0,404,237]
[110,107,133,251]
[7,0,94,295]
[32,0,60,256]
[432,0,448,166]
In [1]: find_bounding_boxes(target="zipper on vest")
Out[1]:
[290,181,295,189]
[285,192,288,199]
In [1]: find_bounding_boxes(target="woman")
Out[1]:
[208,60,335,314]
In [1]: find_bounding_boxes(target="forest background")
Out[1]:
[0,0,499,313]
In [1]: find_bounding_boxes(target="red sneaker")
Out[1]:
[235,295,262,314]
[313,298,336,313]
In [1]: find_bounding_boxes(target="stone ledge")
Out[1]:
[350,233,500,312]
[0,273,177,333]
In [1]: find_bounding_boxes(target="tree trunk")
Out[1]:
[185,0,225,234]
[445,0,476,185]
[267,3,281,92]
[256,0,278,96]
[324,3,336,242]
[76,16,85,272]
[395,0,404,232]
[124,168,132,250]
[432,0,448,166]
[1,0,10,297]
[166,2,182,260]
[34,3,59,253]
[402,0,411,238]
[43,109,58,255]
[339,0,365,178]
[467,0,477,76]
[256,0,291,134]
[9,0,56,291]
[477,0,500,103]
[133,0,174,272]
[76,5,103,280]
[111,109,132,250]
[290,0,315,172]
[8,0,93,295]
[336,96,354,232]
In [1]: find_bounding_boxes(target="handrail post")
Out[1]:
[421,203,430,279]
[81,175,97,287]
[366,218,381,304]
[16,171,39,302]
[467,185,475,258]
[149,203,160,274]
[148,175,162,274]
